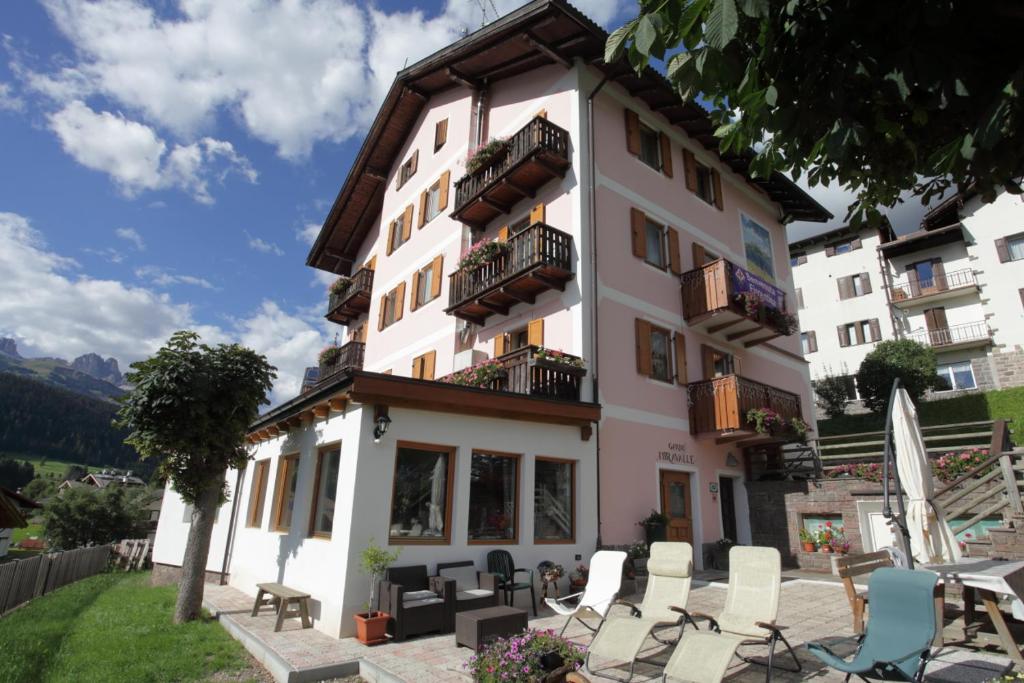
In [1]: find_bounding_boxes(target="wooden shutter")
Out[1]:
[682,149,698,192]
[906,264,921,297]
[837,276,853,300]
[673,332,687,384]
[797,254,807,265]
[996,238,1011,263]
[925,307,948,332]
[438,170,450,211]
[851,237,862,250]
[498,225,510,242]
[386,220,395,256]
[796,288,804,309]
[825,244,836,257]
[401,205,413,241]
[860,272,872,294]
[808,331,818,353]
[853,321,865,345]
[536,109,547,119]
[635,319,652,376]
[667,227,682,274]
[692,242,706,267]
[1020,288,1024,309]
[630,208,647,259]
[700,344,716,379]
[410,270,420,311]
[932,259,947,290]
[624,109,641,155]
[418,190,428,228]
[659,132,673,177]
[412,355,424,379]
[868,318,881,342]
[430,255,443,299]
[394,283,405,321]
[409,149,418,176]
[528,318,544,346]
[530,202,545,225]
[422,351,436,380]
[367,256,377,271]
[378,294,387,330]
[837,324,850,347]
[711,169,724,210]
[434,118,448,151]
[494,333,506,358]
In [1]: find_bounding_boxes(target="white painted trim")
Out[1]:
[602,403,690,431]
[654,462,704,571]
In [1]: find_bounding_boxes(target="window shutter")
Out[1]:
[711,169,724,210]
[422,351,436,380]
[659,132,673,177]
[808,331,818,353]
[630,208,647,259]
[906,264,921,297]
[410,270,420,311]
[418,190,428,228]
[1020,288,1024,310]
[530,202,545,225]
[494,333,506,358]
[635,319,652,376]
[869,319,881,342]
[667,227,681,274]
[798,254,807,265]
[853,322,865,345]
[412,355,423,379]
[682,149,698,192]
[624,109,641,156]
[430,255,443,299]
[498,225,510,242]
[996,238,1011,263]
[367,255,377,271]
[402,205,413,241]
[674,332,687,384]
[692,242,707,268]
[860,272,872,294]
[528,318,544,346]
[378,294,387,331]
[410,149,418,176]
[434,119,448,151]
[825,244,836,257]
[394,282,405,321]
[932,259,947,291]
[536,109,547,119]
[851,237,862,250]
[700,344,716,379]
[837,324,850,347]
[438,170,450,211]
[386,221,395,256]
[796,288,804,309]
[837,276,852,300]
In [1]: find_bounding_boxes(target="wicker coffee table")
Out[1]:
[455,606,528,650]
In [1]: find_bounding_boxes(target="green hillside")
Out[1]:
[0,353,124,401]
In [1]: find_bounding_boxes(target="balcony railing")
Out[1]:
[907,321,992,349]
[687,374,802,439]
[446,223,574,324]
[452,116,571,227]
[889,268,977,304]
[680,259,794,345]
[317,342,365,384]
[489,346,585,401]
[325,267,374,325]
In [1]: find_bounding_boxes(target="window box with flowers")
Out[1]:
[532,347,587,377]
[932,448,993,483]
[464,137,511,176]
[438,359,507,389]
[329,276,353,299]
[746,408,808,442]
[458,239,510,271]
[825,462,885,482]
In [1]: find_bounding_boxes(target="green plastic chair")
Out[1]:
[807,567,938,682]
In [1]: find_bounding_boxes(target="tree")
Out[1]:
[22,476,56,501]
[0,458,34,490]
[607,1,1023,224]
[114,331,275,623]
[855,340,939,414]
[43,485,150,550]
[813,370,853,419]
[64,464,88,483]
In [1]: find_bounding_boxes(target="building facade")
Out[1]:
[153,0,828,638]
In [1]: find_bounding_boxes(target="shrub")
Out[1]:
[814,374,852,419]
[466,629,584,681]
[856,340,939,414]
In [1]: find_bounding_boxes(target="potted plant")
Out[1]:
[328,276,353,299]
[319,344,342,375]
[353,539,400,645]
[569,563,588,590]
[533,347,587,375]
[799,528,816,552]
[711,538,734,570]
[627,539,649,575]
[815,522,839,554]
[746,407,783,435]
[465,629,585,682]
[458,239,510,270]
[464,137,510,176]
[638,509,668,546]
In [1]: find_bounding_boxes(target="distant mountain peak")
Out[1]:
[0,337,20,358]
[71,353,123,386]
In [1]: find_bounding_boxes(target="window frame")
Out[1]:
[424,181,441,223]
[643,218,668,270]
[1006,233,1024,262]
[533,456,576,545]
[800,332,812,355]
[467,449,521,545]
[935,361,977,392]
[308,443,341,539]
[246,459,270,528]
[271,453,301,533]
[388,441,456,546]
[381,288,399,329]
[389,215,408,252]
[694,161,716,205]
[415,263,436,308]
[648,324,673,383]
[637,121,662,171]
[397,154,417,188]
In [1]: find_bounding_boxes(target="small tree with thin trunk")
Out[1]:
[115,331,275,623]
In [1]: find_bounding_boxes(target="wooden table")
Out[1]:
[251,582,313,632]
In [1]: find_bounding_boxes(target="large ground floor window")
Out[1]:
[936,361,977,391]
[534,457,575,543]
[468,451,520,543]
[389,443,455,544]
[272,453,300,532]
[309,445,340,538]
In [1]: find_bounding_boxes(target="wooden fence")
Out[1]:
[0,544,111,616]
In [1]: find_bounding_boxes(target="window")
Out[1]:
[683,149,722,209]
[852,275,867,296]
[650,327,672,382]
[493,319,544,357]
[741,213,775,281]
[625,109,672,177]
[702,345,735,378]
[411,255,443,311]
[859,320,872,342]
[309,445,340,537]
[508,327,530,351]
[636,320,686,384]
[796,288,805,310]
[396,150,418,189]
[434,118,448,152]
[630,208,680,273]
[997,233,1024,263]
[645,219,667,269]
[378,283,405,330]
[638,122,661,171]
[534,457,574,543]
[694,162,716,205]
[826,237,861,256]
[800,332,813,355]
[418,172,450,228]
[387,205,413,254]
[837,273,871,300]
[936,361,977,391]
[790,252,807,267]
[468,451,520,543]
[411,350,436,380]
[911,259,935,288]
[425,184,441,222]
[246,459,270,528]
[272,453,300,532]
[838,318,880,346]
[389,443,454,544]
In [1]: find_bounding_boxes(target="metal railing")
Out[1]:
[906,320,991,348]
[317,341,365,383]
[888,268,976,302]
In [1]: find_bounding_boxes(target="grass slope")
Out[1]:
[3,453,99,479]
[0,572,258,683]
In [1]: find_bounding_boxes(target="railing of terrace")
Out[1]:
[488,345,585,401]
[906,321,991,348]
[317,341,365,384]
[889,268,977,301]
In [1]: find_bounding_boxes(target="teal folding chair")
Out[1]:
[807,567,938,682]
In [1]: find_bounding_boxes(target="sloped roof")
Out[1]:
[307,0,830,275]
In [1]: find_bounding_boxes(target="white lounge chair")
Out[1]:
[567,631,741,683]
[546,550,626,636]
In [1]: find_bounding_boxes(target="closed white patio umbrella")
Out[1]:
[891,387,962,564]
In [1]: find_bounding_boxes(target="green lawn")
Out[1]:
[10,523,43,546]
[0,572,259,683]
[4,453,99,479]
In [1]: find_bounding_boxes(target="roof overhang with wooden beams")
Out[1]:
[788,219,896,253]
[877,222,966,258]
[307,0,831,276]
[247,370,601,443]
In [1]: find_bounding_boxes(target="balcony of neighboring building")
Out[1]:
[446,222,574,325]
[687,374,804,444]
[451,116,571,228]
[888,267,979,309]
[680,258,797,347]
[317,341,365,385]
[907,321,992,352]
[325,267,374,325]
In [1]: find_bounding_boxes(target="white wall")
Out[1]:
[152,474,236,575]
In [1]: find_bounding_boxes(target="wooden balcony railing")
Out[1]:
[907,321,991,349]
[680,259,794,345]
[325,267,374,325]
[489,346,585,401]
[889,268,977,303]
[687,374,802,439]
[452,116,571,227]
[317,342,365,384]
[446,223,573,324]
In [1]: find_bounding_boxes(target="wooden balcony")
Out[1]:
[907,321,992,351]
[452,116,570,228]
[687,374,803,444]
[888,268,979,309]
[325,267,374,325]
[680,259,794,347]
[317,342,365,384]
[446,223,574,325]
[489,346,585,401]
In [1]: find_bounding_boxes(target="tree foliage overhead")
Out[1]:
[856,340,939,414]
[607,0,1024,224]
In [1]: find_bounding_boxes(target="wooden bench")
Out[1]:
[251,582,313,632]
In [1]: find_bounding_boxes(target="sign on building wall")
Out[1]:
[657,442,695,465]
[729,262,785,310]
[741,213,775,282]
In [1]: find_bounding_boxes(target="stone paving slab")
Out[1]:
[203,577,1015,683]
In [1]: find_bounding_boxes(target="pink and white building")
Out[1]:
[153,0,829,638]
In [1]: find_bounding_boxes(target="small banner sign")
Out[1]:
[730,263,785,310]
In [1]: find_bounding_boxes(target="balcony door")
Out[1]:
[659,470,693,543]
[924,307,950,346]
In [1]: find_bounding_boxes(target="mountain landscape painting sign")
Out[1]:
[741,212,775,282]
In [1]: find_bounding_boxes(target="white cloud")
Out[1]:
[134,265,216,290]
[115,227,145,251]
[245,231,284,256]
[0,82,24,112]
[83,246,125,263]
[47,101,256,203]
[0,212,325,404]
[297,222,321,246]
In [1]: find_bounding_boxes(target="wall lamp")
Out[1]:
[373,405,391,443]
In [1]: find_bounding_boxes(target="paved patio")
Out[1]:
[202,575,1016,683]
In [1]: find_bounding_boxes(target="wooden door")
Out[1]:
[660,471,694,543]
[924,307,950,346]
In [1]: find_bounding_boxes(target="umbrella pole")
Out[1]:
[882,377,915,569]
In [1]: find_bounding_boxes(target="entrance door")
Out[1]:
[719,476,737,542]
[660,471,694,543]
[924,307,950,346]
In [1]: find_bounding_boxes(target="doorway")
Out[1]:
[719,476,737,542]
[659,470,693,543]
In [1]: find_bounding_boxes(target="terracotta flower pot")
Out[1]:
[354,611,390,645]
[802,542,816,552]
[820,545,833,554]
